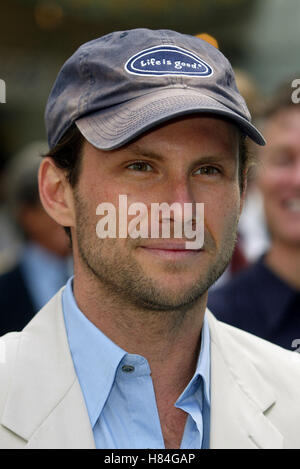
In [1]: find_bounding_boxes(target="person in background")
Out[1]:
[208,80,300,351]
[0,141,72,335]
[195,39,268,278]
[234,68,270,264]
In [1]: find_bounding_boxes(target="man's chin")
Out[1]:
[125,274,210,312]
[130,289,204,312]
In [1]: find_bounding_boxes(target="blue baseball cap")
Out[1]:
[45,28,265,150]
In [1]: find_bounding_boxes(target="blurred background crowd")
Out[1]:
[0,0,300,350]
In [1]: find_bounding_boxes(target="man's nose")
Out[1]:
[157,174,199,231]
[153,174,204,245]
[162,174,196,207]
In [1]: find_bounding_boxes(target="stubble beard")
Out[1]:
[74,193,238,315]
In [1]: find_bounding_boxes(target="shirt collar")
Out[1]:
[62,277,126,427]
[176,313,210,408]
[197,314,210,404]
[62,276,210,428]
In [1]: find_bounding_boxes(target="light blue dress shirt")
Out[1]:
[62,277,211,449]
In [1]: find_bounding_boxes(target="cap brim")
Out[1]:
[75,88,266,150]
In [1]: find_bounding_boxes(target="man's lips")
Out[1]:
[140,241,201,250]
[138,242,203,259]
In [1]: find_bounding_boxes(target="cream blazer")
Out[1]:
[1,289,300,449]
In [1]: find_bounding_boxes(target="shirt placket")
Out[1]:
[117,354,165,449]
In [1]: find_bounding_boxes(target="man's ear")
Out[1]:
[38,157,75,229]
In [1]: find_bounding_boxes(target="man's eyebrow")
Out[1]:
[124,144,237,164]
[124,144,165,161]
[191,153,236,165]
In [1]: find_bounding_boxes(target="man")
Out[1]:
[0,142,72,335]
[208,82,300,351]
[0,29,300,450]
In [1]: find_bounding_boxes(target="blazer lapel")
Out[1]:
[1,289,95,449]
[25,379,95,449]
[207,310,283,449]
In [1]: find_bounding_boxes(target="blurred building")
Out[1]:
[1,0,299,153]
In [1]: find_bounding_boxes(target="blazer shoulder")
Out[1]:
[217,316,297,358]
[212,314,300,388]
[0,332,22,410]
[0,331,22,372]
[0,288,64,396]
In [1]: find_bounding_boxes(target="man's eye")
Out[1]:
[127,161,152,172]
[194,166,220,175]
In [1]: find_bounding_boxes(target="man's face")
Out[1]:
[257,108,300,246]
[72,115,242,310]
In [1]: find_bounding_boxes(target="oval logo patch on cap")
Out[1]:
[125,45,213,77]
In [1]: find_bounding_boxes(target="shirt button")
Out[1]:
[122,365,135,373]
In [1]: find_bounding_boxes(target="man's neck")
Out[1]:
[265,241,300,290]
[72,267,206,398]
